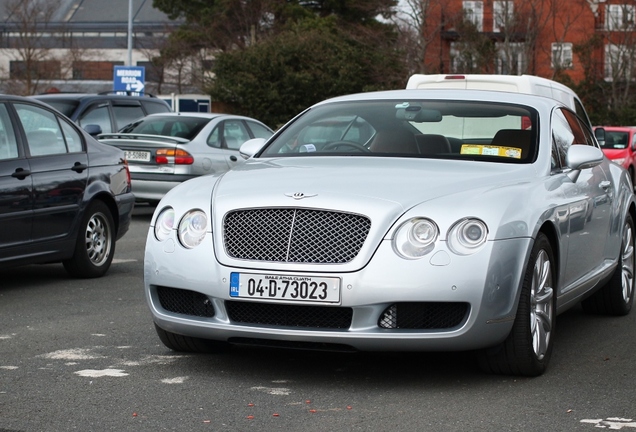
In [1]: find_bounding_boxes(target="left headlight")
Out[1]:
[178,209,208,249]
[393,218,439,259]
[447,218,488,255]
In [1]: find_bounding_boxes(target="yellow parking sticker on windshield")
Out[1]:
[460,145,522,159]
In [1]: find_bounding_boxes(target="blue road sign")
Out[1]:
[113,66,145,95]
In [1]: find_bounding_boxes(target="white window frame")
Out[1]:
[551,42,573,69]
[606,4,636,31]
[450,42,478,73]
[493,1,514,33]
[463,1,484,32]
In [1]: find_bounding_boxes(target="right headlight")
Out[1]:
[447,218,488,255]
[177,209,208,249]
[154,207,175,241]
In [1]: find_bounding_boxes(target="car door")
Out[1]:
[204,120,245,173]
[0,102,33,255]
[552,107,612,289]
[13,102,89,244]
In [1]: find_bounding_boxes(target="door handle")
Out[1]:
[11,168,31,179]
[600,180,611,190]
[71,162,88,172]
[230,155,237,162]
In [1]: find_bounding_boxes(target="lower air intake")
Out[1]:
[225,300,352,329]
[378,302,469,329]
[156,286,215,318]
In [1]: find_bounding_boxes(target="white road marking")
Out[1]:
[581,418,636,429]
[161,376,188,384]
[75,369,128,378]
[112,259,137,264]
[0,335,12,339]
[251,386,291,396]
[0,366,18,370]
[40,348,104,360]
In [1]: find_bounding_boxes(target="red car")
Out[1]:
[595,126,636,183]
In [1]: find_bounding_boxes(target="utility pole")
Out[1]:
[127,0,133,66]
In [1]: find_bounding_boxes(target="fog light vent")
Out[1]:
[378,302,469,329]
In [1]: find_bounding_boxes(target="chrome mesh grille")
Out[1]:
[223,208,371,263]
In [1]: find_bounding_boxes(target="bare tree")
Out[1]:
[1,0,65,95]
[392,0,446,74]
[602,3,636,112]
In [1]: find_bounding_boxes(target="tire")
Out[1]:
[154,324,229,353]
[63,201,115,278]
[478,233,556,376]
[582,213,635,316]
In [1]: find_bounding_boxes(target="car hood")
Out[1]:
[215,156,535,210]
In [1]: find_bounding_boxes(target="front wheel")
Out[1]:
[63,201,115,278]
[478,233,556,376]
[582,213,634,316]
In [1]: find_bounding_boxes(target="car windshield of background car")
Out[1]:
[119,116,212,140]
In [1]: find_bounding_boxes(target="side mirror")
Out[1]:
[83,124,103,136]
[239,138,267,160]
[566,145,604,182]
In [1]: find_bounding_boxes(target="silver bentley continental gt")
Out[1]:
[143,89,635,376]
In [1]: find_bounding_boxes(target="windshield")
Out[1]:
[261,100,538,163]
[118,115,212,140]
[599,131,629,150]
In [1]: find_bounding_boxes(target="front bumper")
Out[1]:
[144,230,532,352]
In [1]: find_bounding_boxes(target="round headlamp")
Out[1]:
[393,218,439,259]
[154,207,175,241]
[178,209,208,249]
[447,218,488,255]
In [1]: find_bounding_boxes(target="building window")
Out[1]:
[605,44,633,81]
[606,4,636,31]
[450,42,478,73]
[551,43,573,69]
[463,1,483,32]
[10,61,61,80]
[73,61,124,80]
[493,1,514,33]
[495,42,525,75]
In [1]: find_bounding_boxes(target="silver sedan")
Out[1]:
[98,113,273,203]
[143,89,635,376]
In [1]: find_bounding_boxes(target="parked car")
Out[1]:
[0,95,135,278]
[143,89,634,376]
[32,92,172,135]
[593,126,636,183]
[97,113,274,204]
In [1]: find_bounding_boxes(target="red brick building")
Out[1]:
[420,0,635,84]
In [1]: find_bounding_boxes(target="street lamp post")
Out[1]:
[127,0,133,66]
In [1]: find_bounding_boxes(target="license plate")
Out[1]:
[124,150,151,162]
[229,272,340,303]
